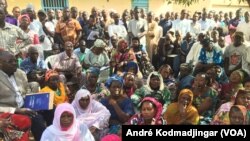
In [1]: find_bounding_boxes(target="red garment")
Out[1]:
[0,113,31,141]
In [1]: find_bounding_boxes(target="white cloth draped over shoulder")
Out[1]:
[72,89,111,129]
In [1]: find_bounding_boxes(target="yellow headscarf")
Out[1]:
[163,89,199,125]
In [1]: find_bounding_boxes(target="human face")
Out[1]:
[0,53,17,75]
[26,8,34,19]
[29,49,39,63]
[63,8,70,20]
[235,93,250,107]
[229,71,241,84]
[149,76,160,90]
[132,39,139,48]
[234,35,243,47]
[47,10,55,19]
[12,7,20,18]
[111,36,118,48]
[179,94,191,107]
[218,36,225,48]
[64,42,73,56]
[113,14,120,24]
[141,101,156,121]
[56,10,62,19]
[0,7,5,22]
[229,107,244,125]
[244,82,250,90]
[134,9,140,20]
[19,17,29,28]
[79,95,90,109]
[160,67,171,79]
[194,74,207,88]
[0,0,6,11]
[70,7,78,19]
[124,73,135,87]
[244,12,249,23]
[179,65,190,77]
[52,44,60,55]
[79,40,86,53]
[109,81,122,98]
[60,111,74,128]
[48,75,59,89]
[92,47,104,55]
[206,68,216,80]
[87,73,98,85]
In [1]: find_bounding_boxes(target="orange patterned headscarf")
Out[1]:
[45,70,59,82]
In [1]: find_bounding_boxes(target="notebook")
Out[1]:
[24,92,54,111]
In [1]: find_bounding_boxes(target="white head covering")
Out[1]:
[90,39,107,50]
[72,89,111,129]
[71,89,92,116]
[146,71,165,91]
[47,103,80,140]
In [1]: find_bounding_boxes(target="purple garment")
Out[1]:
[5,15,18,26]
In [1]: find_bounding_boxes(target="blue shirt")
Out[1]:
[198,45,223,66]
[20,57,46,74]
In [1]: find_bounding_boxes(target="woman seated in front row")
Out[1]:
[163,89,199,125]
[40,103,95,141]
[100,75,135,135]
[127,97,166,125]
[72,89,111,140]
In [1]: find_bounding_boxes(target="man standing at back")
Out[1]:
[55,7,82,48]
[0,7,31,55]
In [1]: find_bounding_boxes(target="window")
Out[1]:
[41,0,69,11]
[131,0,149,12]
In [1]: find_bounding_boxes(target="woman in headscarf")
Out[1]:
[158,64,176,101]
[128,97,166,125]
[72,89,111,140]
[229,105,248,125]
[40,103,95,141]
[39,70,68,125]
[192,73,218,125]
[81,67,105,101]
[111,39,136,74]
[212,89,250,125]
[18,14,39,44]
[123,72,137,98]
[163,89,199,125]
[100,75,135,135]
[101,134,121,141]
[219,70,244,106]
[123,61,143,79]
[83,39,110,68]
[17,14,40,64]
[131,71,171,112]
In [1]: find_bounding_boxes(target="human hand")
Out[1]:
[15,108,37,117]
[109,98,117,106]
[0,119,11,128]
[89,126,97,133]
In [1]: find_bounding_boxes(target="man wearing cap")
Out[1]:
[83,39,110,69]
[193,37,223,76]
[224,31,247,76]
